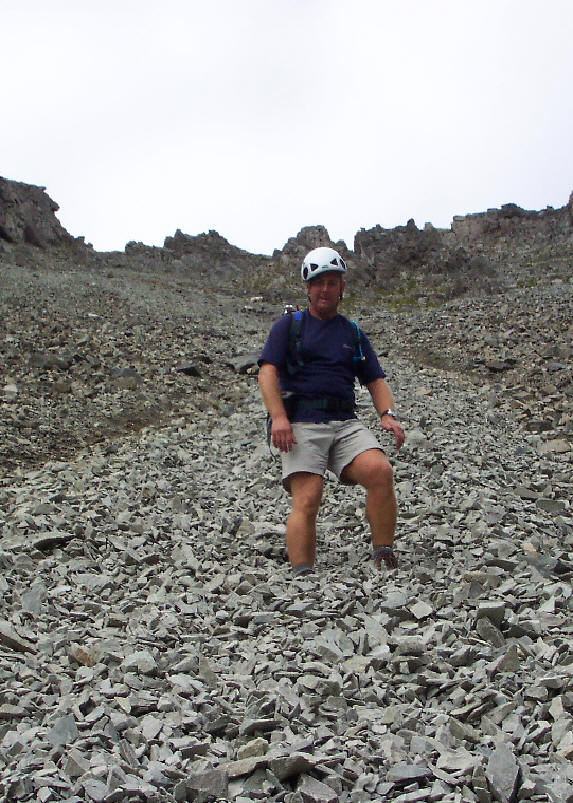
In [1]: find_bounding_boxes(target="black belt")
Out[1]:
[294,397,355,414]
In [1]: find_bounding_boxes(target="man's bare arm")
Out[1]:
[367,378,405,450]
[258,363,298,452]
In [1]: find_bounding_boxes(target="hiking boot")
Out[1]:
[373,545,398,570]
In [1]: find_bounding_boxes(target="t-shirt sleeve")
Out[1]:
[258,315,290,369]
[355,329,387,385]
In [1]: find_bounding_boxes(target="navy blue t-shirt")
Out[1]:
[258,310,386,422]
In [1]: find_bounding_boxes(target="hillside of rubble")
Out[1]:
[0,177,572,802]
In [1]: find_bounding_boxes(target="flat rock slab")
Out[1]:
[0,621,36,654]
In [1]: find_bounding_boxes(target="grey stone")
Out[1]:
[386,764,433,785]
[448,717,481,744]
[490,643,522,675]
[476,601,506,626]
[0,704,26,720]
[120,651,158,675]
[537,498,568,515]
[64,747,91,778]
[0,621,36,654]
[79,776,108,801]
[174,769,229,801]
[72,573,115,591]
[409,600,433,620]
[486,743,520,803]
[476,616,505,647]
[224,755,267,778]
[20,583,46,614]
[391,790,433,802]
[46,714,79,746]
[547,775,573,803]
[237,737,270,759]
[436,748,479,774]
[268,752,318,780]
[226,353,261,374]
[297,774,339,802]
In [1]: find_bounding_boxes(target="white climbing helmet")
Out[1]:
[301,246,347,282]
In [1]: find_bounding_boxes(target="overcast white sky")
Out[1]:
[2,1,572,254]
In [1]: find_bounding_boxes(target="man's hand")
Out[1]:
[272,415,298,452]
[381,414,405,451]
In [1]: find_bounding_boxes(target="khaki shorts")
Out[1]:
[281,419,382,492]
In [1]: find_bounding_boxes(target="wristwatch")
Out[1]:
[381,409,397,419]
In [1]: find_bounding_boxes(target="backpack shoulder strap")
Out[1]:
[286,309,305,375]
[349,320,365,363]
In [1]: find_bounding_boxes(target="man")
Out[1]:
[258,246,405,577]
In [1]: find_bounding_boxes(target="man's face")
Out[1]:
[306,271,345,318]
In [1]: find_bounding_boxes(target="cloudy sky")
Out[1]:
[3,1,572,254]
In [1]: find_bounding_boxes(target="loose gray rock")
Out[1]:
[486,743,520,803]
[46,714,79,746]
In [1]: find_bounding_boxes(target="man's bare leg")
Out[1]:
[342,449,398,568]
[286,472,324,570]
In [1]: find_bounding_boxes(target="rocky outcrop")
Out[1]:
[451,201,571,241]
[354,218,446,279]
[98,230,270,284]
[273,225,350,263]
[0,176,79,249]
[162,228,267,279]
[352,218,497,300]
[351,197,572,299]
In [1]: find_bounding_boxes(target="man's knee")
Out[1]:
[345,450,394,490]
[290,472,323,515]
[366,461,394,495]
[377,459,394,487]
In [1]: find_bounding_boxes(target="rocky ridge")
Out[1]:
[0,177,572,801]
